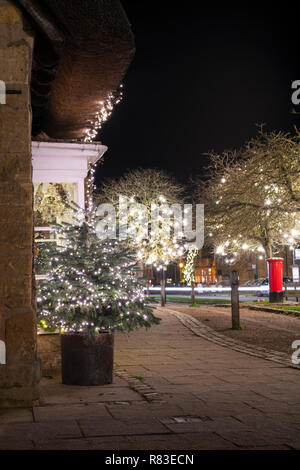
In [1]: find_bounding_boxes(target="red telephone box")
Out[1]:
[267,258,284,303]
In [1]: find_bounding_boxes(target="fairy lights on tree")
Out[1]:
[184,246,198,285]
[97,168,187,269]
[37,207,160,337]
[195,128,300,263]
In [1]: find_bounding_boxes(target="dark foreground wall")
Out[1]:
[0,0,39,407]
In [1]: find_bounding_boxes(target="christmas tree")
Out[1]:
[36,207,160,338]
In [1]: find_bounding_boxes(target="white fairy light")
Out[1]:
[83,84,123,143]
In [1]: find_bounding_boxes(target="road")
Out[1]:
[146,285,300,302]
[146,286,265,302]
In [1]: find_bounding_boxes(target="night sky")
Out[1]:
[95,2,300,187]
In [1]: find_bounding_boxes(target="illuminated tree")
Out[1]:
[37,208,160,337]
[195,128,300,262]
[97,168,186,268]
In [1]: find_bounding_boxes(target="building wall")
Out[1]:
[0,0,39,407]
[194,250,216,285]
[195,248,294,285]
[216,250,293,283]
[216,253,267,283]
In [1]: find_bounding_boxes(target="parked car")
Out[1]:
[242,280,256,287]
[215,280,230,287]
[254,277,268,286]
[255,278,269,296]
[256,277,292,286]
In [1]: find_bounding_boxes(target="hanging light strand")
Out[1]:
[83,84,124,143]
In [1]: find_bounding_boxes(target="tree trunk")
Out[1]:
[264,243,273,259]
[191,281,195,304]
[264,225,273,258]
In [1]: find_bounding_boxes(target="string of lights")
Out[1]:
[210,174,300,265]
[184,245,198,285]
[83,85,124,143]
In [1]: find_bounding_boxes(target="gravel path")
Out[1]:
[167,304,300,355]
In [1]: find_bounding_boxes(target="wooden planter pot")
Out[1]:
[61,332,114,386]
[37,333,61,377]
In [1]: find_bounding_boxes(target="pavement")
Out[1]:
[170,303,300,355]
[1,307,300,450]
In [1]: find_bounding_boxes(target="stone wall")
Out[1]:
[0,0,39,407]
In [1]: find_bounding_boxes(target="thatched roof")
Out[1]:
[18,0,135,139]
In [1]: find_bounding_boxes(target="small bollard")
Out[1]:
[191,281,195,304]
[160,280,166,307]
[230,270,240,329]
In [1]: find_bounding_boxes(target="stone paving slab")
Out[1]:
[126,432,239,450]
[0,438,36,450]
[0,407,33,424]
[159,415,249,434]
[0,419,82,442]
[33,403,110,422]
[40,383,142,406]
[78,415,169,437]
[176,400,263,418]
[216,425,300,449]
[33,433,239,450]
[34,436,133,450]
[106,403,184,419]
